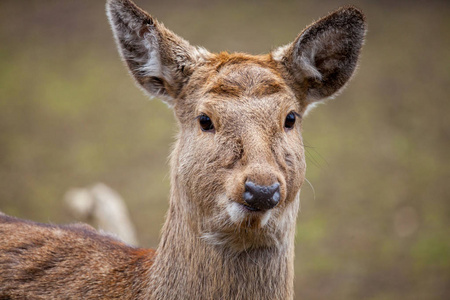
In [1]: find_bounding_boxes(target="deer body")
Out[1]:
[0,0,366,299]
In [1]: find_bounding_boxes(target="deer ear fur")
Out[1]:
[272,6,366,113]
[106,0,210,105]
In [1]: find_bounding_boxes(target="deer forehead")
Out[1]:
[206,59,286,97]
[183,56,299,128]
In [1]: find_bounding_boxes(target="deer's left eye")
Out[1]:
[284,112,297,130]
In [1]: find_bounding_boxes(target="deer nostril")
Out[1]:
[243,191,254,202]
[243,181,280,211]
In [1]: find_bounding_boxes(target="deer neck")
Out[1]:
[147,184,296,300]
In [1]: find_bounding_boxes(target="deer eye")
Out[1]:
[198,114,214,132]
[284,112,297,130]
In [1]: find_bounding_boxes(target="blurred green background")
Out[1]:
[1,0,449,299]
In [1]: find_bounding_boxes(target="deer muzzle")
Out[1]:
[243,181,281,211]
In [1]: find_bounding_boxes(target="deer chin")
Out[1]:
[200,225,280,252]
[198,195,281,251]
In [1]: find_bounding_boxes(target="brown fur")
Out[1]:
[0,0,366,299]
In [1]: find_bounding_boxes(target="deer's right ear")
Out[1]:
[272,6,366,114]
[106,0,210,106]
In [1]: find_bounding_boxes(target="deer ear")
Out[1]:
[272,6,366,113]
[106,0,210,105]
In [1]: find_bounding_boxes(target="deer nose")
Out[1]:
[243,181,280,211]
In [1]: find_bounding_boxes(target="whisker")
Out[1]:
[304,178,316,201]
[305,148,322,168]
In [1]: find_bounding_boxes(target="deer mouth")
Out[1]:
[240,203,262,212]
[226,201,273,228]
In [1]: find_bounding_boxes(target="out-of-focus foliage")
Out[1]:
[0,0,449,299]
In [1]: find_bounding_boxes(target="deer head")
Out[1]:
[107,0,366,252]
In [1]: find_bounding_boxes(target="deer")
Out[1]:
[0,0,366,299]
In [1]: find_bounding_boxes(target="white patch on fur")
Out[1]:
[226,202,245,224]
[140,35,162,78]
[260,211,272,227]
[299,47,322,80]
[271,43,290,62]
[193,46,212,61]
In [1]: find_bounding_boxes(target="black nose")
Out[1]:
[243,181,280,211]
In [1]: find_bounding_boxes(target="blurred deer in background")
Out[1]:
[0,0,365,299]
[64,183,139,246]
